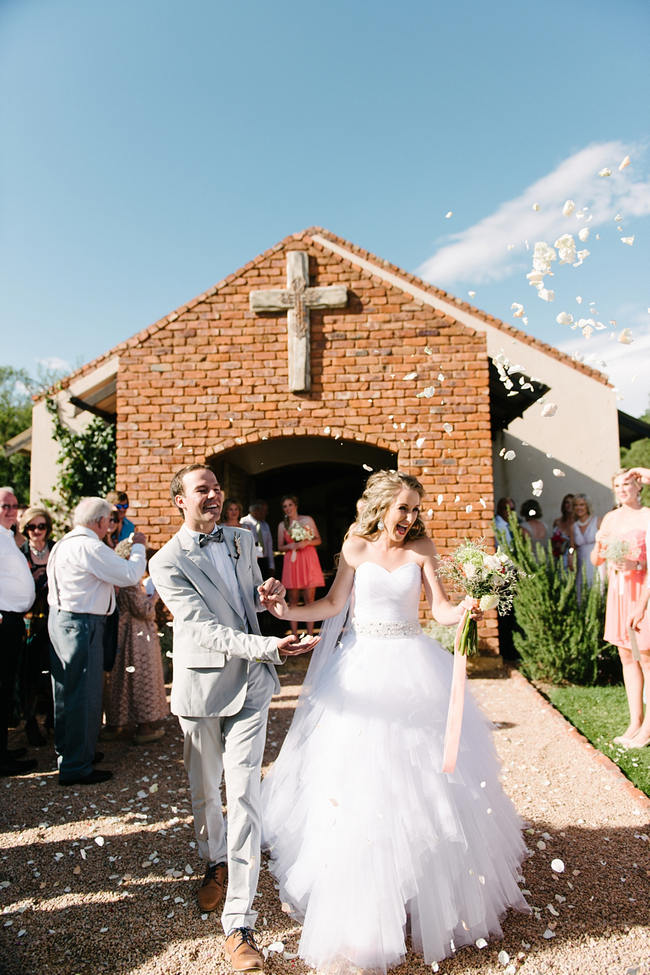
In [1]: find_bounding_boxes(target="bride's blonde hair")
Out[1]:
[351,470,427,541]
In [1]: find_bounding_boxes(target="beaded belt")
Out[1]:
[353,619,422,639]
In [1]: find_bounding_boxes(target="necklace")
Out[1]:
[28,544,49,563]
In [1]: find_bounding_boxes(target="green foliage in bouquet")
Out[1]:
[500,515,617,686]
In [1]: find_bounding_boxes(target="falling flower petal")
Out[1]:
[576,296,583,304]
[618,329,633,344]
[417,386,436,399]
[598,167,612,177]
[125,666,136,673]
[618,155,631,170]
[403,371,418,381]
[553,469,566,477]
[507,243,515,250]
[362,463,373,472]
[532,479,544,497]
[445,211,453,219]
[532,202,541,211]
[437,494,444,505]
[538,288,555,302]
[532,241,556,274]
[578,227,590,242]
[542,402,558,417]
[511,302,524,318]
[562,199,575,216]
[621,236,635,246]
[465,504,473,514]
[415,437,425,448]
[443,423,453,434]
[503,449,516,461]
[438,373,445,382]
[556,311,573,326]
[554,233,576,264]
[614,213,623,222]
[551,858,565,872]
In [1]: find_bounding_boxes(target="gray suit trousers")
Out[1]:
[179,661,275,933]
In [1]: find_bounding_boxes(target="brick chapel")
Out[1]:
[26,227,621,651]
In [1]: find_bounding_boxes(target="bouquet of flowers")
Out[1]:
[288,521,314,562]
[439,539,522,656]
[551,527,569,559]
[602,537,630,565]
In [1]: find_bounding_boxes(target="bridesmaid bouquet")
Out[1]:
[439,539,522,656]
[601,537,630,564]
[288,521,314,562]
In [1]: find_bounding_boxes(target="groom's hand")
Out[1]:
[277,634,321,657]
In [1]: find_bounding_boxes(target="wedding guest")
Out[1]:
[19,506,55,746]
[592,470,650,748]
[277,495,325,637]
[551,493,575,566]
[220,498,246,528]
[104,508,120,549]
[572,494,602,601]
[103,540,168,745]
[520,499,548,559]
[0,486,37,776]
[106,490,135,542]
[241,500,275,578]
[494,497,516,544]
[47,498,146,785]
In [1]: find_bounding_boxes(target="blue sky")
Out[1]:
[2,0,649,415]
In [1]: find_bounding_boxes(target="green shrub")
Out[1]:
[504,517,616,685]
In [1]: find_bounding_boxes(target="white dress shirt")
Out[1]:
[240,515,275,569]
[0,524,35,613]
[182,524,247,621]
[47,526,146,615]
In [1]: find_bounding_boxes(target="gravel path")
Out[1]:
[1,666,648,975]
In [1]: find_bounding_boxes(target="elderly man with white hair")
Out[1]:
[47,497,147,785]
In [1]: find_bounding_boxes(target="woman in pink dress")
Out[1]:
[277,494,324,637]
[592,470,650,748]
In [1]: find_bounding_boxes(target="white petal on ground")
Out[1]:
[543,928,556,939]
[94,837,105,847]
[498,950,510,965]
[267,941,285,953]
[551,858,565,872]
[541,403,558,417]
[476,938,488,949]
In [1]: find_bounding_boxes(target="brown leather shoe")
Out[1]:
[224,927,264,972]
[197,862,227,912]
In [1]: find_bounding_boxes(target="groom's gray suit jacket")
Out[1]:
[149,525,282,719]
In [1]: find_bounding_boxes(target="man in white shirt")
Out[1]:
[47,497,147,786]
[149,465,317,973]
[0,486,37,777]
[240,500,275,579]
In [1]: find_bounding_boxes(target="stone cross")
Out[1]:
[249,251,348,392]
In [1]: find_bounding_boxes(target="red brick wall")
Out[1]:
[115,233,498,650]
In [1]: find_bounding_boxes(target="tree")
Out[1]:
[0,366,36,501]
[45,397,116,512]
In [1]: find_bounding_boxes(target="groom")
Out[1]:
[149,464,317,972]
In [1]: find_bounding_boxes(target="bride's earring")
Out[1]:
[378,518,384,530]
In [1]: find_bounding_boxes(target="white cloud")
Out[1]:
[556,319,650,418]
[418,141,650,286]
[37,356,71,373]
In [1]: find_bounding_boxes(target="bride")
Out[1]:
[261,471,529,973]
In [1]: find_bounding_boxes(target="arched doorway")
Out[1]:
[207,437,397,582]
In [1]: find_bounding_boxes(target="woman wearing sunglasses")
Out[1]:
[106,491,136,542]
[19,506,55,746]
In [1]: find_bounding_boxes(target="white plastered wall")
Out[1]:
[30,357,119,504]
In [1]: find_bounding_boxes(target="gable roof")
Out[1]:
[43,226,609,395]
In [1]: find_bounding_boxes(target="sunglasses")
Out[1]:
[26,523,48,532]
[109,516,119,523]
[115,503,129,510]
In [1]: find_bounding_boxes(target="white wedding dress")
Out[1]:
[262,562,529,972]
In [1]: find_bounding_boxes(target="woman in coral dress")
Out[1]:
[592,470,650,748]
[262,471,529,974]
[277,495,324,636]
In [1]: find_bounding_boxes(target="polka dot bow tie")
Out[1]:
[198,528,224,547]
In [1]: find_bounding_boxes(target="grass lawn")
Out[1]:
[544,683,650,797]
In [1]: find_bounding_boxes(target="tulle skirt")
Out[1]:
[262,627,529,973]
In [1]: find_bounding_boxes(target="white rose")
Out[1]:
[483,554,502,572]
[462,562,477,579]
[479,594,500,612]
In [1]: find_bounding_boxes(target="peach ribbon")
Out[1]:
[441,607,469,774]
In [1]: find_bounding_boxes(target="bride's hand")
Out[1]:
[460,596,483,622]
